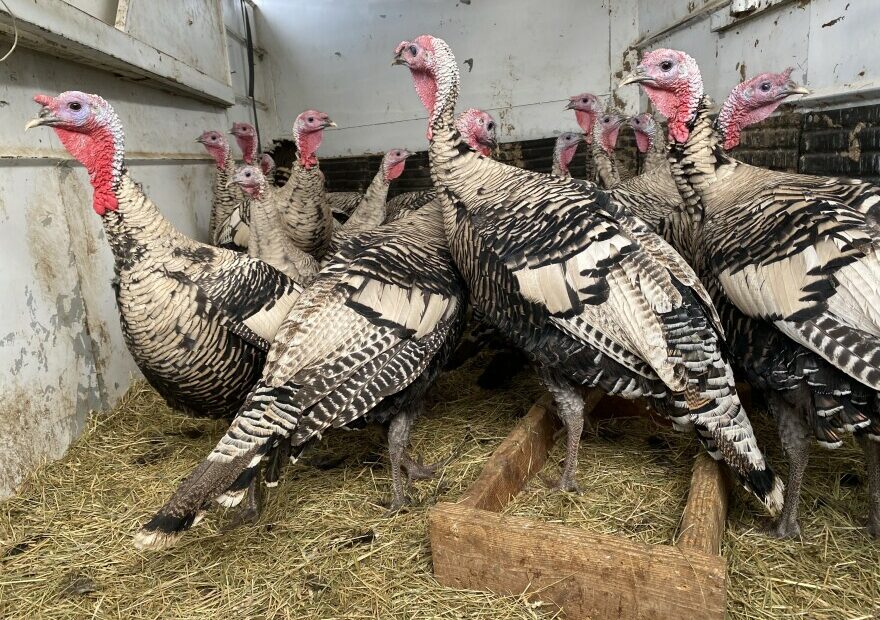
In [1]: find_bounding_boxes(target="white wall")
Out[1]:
[635,0,880,110]
[257,0,638,157]
[0,0,277,498]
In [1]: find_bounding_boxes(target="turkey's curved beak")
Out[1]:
[322,119,337,129]
[619,67,651,88]
[784,82,811,96]
[392,51,406,66]
[564,100,576,110]
[25,107,60,131]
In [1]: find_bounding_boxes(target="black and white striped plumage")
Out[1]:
[623,48,880,538]
[134,202,466,548]
[26,92,303,420]
[396,35,782,513]
[328,191,364,224]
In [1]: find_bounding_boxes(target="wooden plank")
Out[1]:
[114,0,132,31]
[459,389,603,512]
[676,453,731,555]
[429,503,726,620]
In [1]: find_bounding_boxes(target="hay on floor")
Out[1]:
[1,356,879,619]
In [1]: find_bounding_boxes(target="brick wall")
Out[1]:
[267,102,880,191]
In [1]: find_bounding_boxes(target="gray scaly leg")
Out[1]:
[541,370,585,493]
[856,435,880,538]
[764,389,811,539]
[386,405,419,513]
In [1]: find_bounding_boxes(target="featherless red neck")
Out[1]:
[575,110,597,142]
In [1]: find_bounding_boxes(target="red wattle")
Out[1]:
[54,126,120,215]
[574,110,596,136]
[559,146,577,172]
[385,160,406,181]
[634,131,650,153]
[297,129,324,169]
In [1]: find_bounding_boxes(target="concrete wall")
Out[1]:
[635,0,880,110]
[256,0,639,157]
[0,0,277,498]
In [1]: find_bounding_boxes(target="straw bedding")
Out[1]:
[1,356,878,619]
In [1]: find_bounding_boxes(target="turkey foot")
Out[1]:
[402,453,441,481]
[762,517,801,539]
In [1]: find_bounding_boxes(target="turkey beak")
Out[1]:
[25,107,60,131]
[323,119,337,129]
[784,83,811,96]
[564,100,576,110]
[619,68,650,88]
[392,50,406,66]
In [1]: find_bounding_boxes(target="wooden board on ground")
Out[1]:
[428,392,731,620]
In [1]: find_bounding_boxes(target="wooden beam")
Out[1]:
[429,503,726,620]
[459,389,603,512]
[676,453,731,555]
[114,0,132,31]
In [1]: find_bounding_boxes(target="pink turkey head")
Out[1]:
[394,35,442,139]
[232,165,266,198]
[196,130,229,169]
[596,112,624,155]
[619,49,703,144]
[293,109,335,170]
[260,153,276,176]
[382,148,412,182]
[566,92,602,142]
[553,131,584,176]
[229,122,258,163]
[717,69,809,150]
[628,113,657,154]
[26,91,124,215]
[455,108,498,156]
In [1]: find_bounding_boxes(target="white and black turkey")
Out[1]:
[622,49,880,538]
[566,91,602,181]
[629,113,667,175]
[395,35,783,514]
[277,110,337,259]
[196,130,241,245]
[333,148,412,239]
[550,131,584,179]
[26,92,303,420]
[232,165,319,284]
[230,121,259,165]
[590,110,627,188]
[134,199,467,549]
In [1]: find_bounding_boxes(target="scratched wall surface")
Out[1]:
[256,0,637,158]
[0,0,277,499]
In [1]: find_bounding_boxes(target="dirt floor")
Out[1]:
[1,355,879,619]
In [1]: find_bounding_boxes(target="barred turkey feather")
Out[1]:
[135,203,466,547]
[415,36,782,513]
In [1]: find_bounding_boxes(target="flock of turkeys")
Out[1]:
[22,34,880,550]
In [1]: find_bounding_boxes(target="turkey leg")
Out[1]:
[764,389,810,539]
[541,370,585,493]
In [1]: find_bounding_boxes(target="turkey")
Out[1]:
[715,68,810,152]
[590,110,627,188]
[629,113,667,175]
[277,109,337,259]
[395,35,783,514]
[230,121,259,164]
[384,108,498,223]
[550,131,584,179]
[622,49,880,538]
[328,192,365,224]
[196,130,241,244]
[260,153,277,186]
[26,92,302,419]
[614,71,809,245]
[134,199,467,549]
[334,148,412,238]
[232,165,319,284]
[566,92,602,181]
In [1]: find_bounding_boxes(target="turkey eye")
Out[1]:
[409,45,418,56]
[307,116,314,122]
[581,98,587,103]
[660,60,673,71]
[69,101,82,111]
[487,122,494,130]
[761,82,771,91]
[245,172,251,177]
